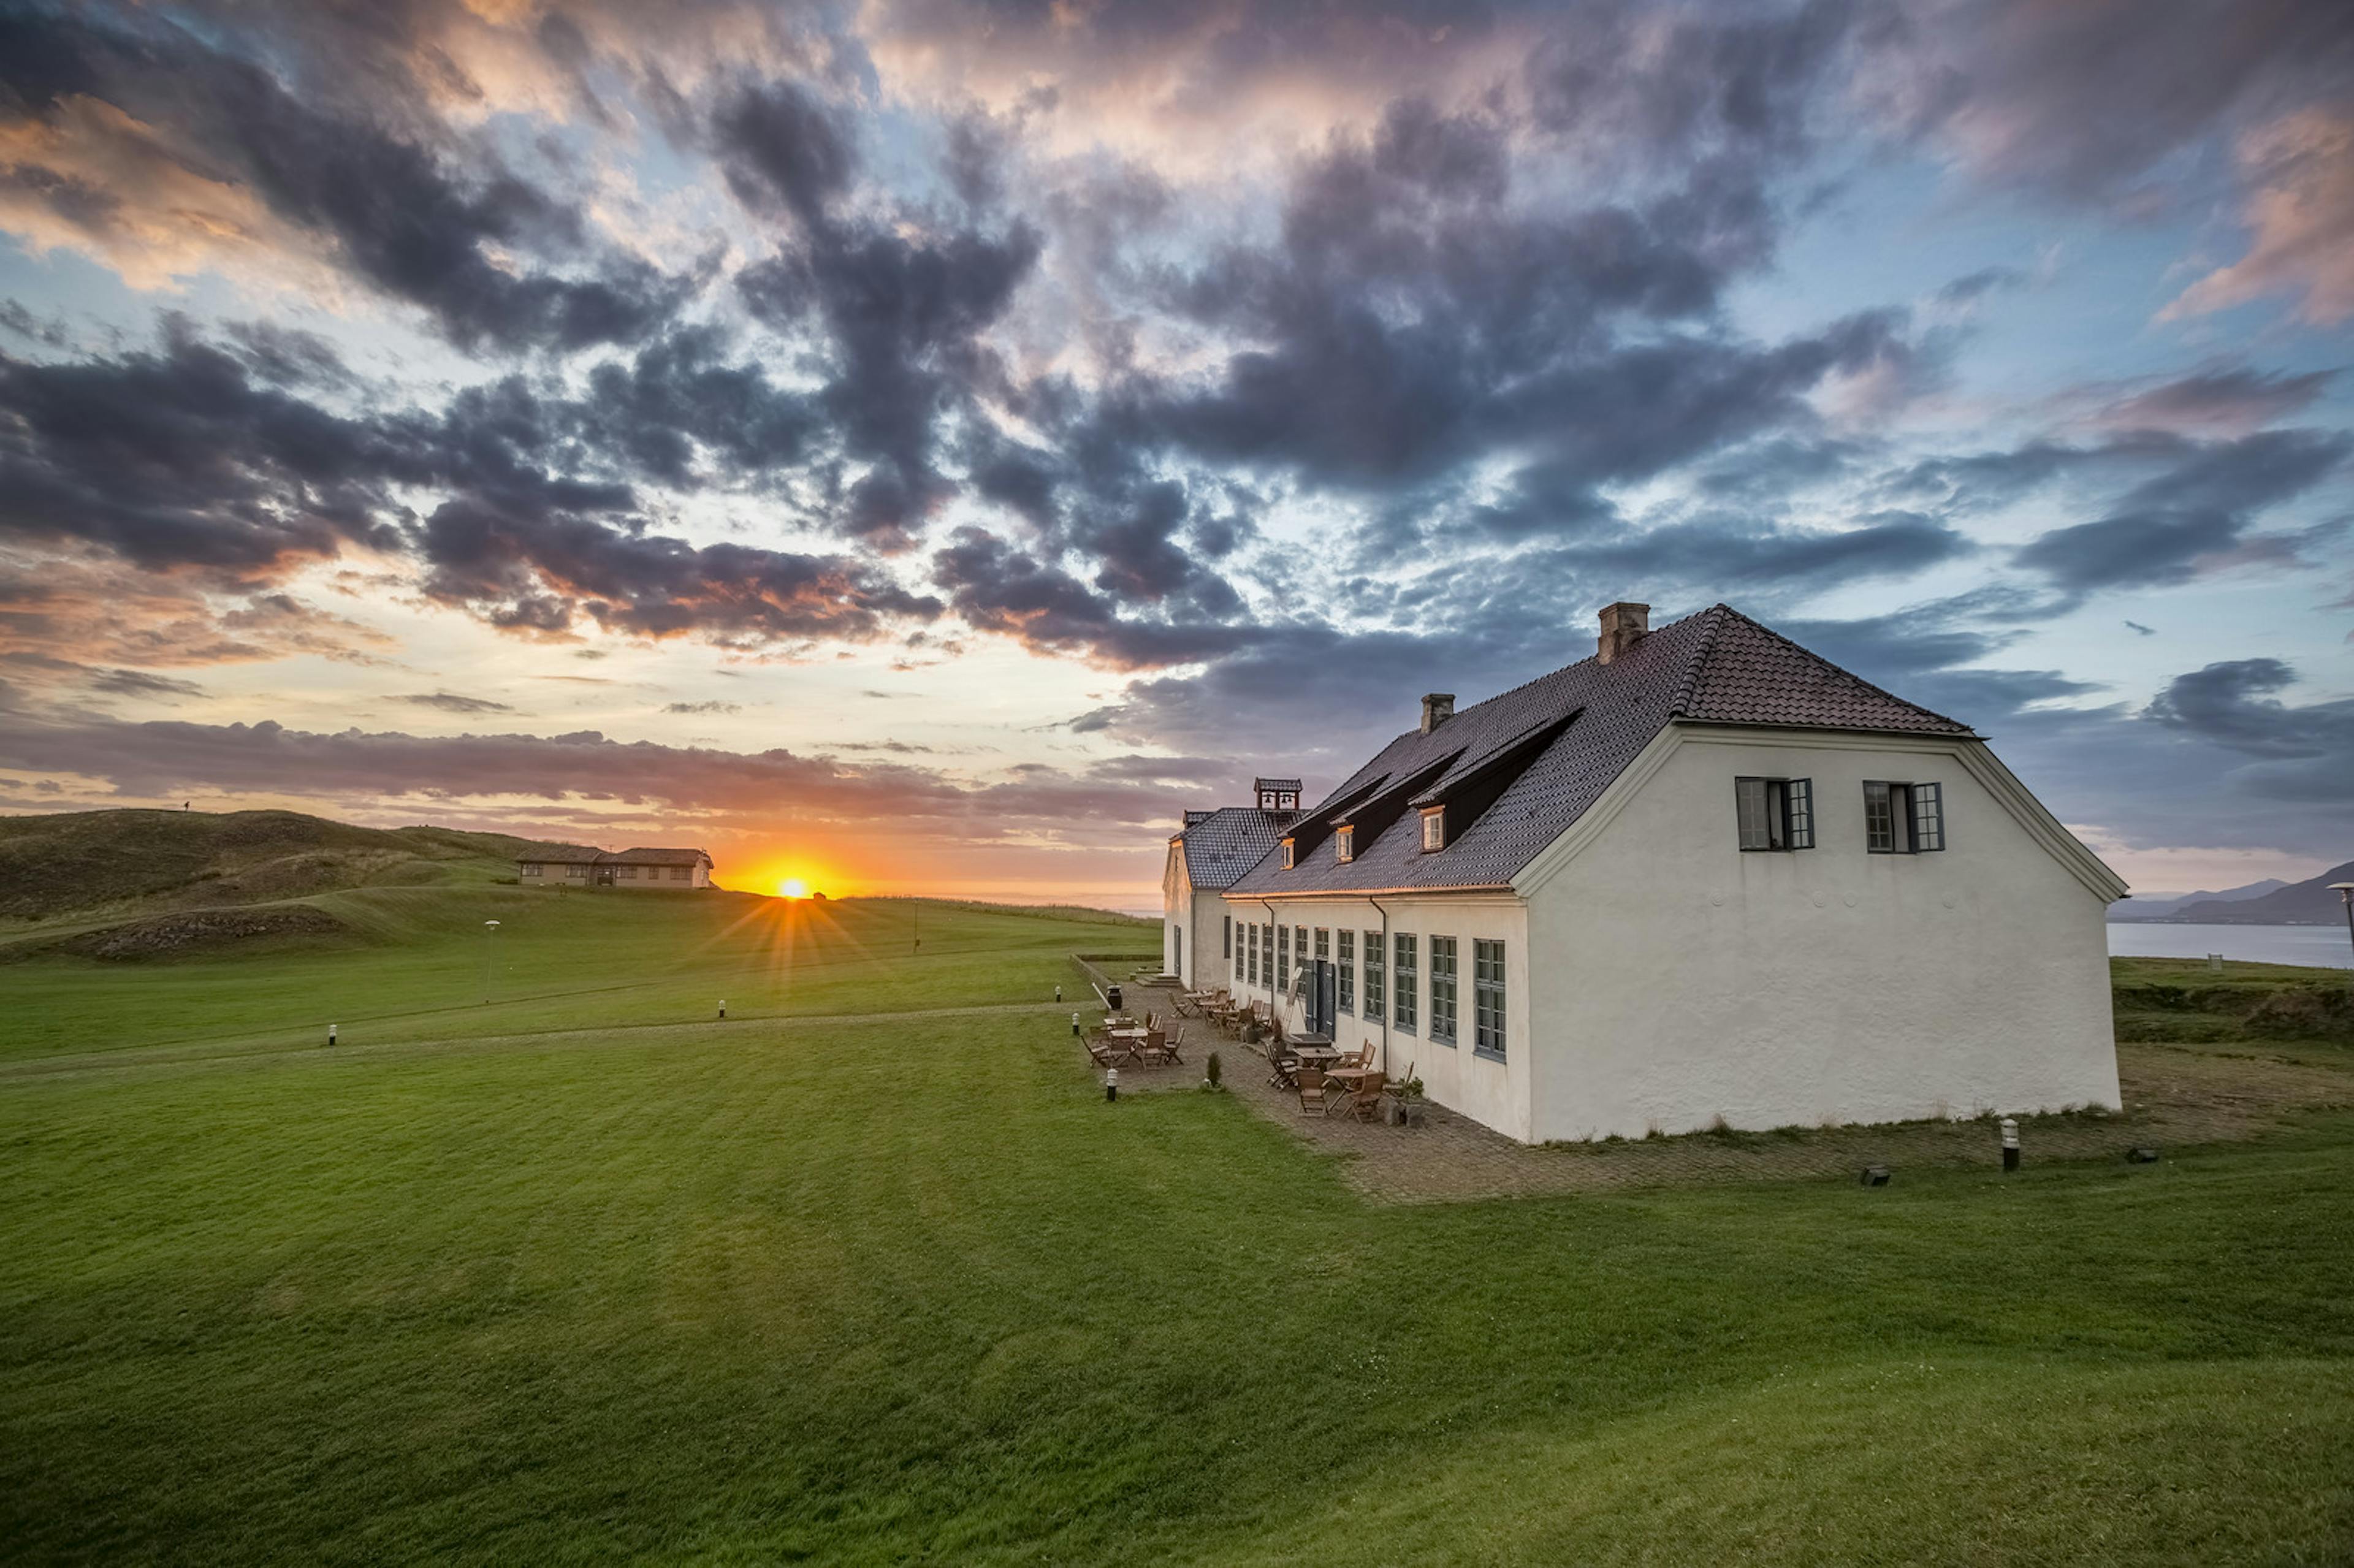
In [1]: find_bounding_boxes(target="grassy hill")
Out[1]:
[0,807,583,925]
[1,899,2349,1562]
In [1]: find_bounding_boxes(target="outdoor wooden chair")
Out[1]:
[1295,1067,1330,1116]
[1157,1024,1186,1065]
[1265,1043,1301,1090]
[1339,1072,1388,1122]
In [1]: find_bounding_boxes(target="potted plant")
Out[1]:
[1386,1074,1426,1127]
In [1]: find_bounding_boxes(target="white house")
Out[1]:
[517,846,715,889]
[1210,601,2127,1144]
[1162,777,1300,989]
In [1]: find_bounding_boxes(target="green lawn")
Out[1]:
[4,900,2351,1563]
[0,886,1139,1064]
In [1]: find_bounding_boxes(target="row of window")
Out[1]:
[1233,920,1507,1060]
[519,863,695,880]
[1737,777,1945,855]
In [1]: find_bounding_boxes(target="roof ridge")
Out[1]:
[1422,601,1720,730]
[1668,603,1734,718]
[1704,605,1975,734]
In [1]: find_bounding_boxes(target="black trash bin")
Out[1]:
[1106,983,1124,1012]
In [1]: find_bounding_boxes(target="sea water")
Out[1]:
[2108,921,2354,969]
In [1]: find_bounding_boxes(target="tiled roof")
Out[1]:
[1230,604,1973,897]
[516,846,710,867]
[603,847,711,866]
[1176,806,1297,890]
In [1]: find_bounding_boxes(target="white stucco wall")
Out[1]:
[1244,894,1534,1141]
[1162,848,1241,991]
[1520,726,2120,1143]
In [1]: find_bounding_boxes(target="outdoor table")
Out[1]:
[1290,1045,1342,1069]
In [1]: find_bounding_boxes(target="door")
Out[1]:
[1309,960,1336,1037]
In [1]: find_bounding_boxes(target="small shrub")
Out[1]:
[1205,1051,1222,1089]
[1706,1113,1732,1136]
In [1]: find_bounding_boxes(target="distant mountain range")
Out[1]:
[2114,862,2354,925]
[2114,878,2288,921]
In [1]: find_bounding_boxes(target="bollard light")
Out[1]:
[2000,1116,2020,1173]
[718,999,727,1019]
[1071,1011,1081,1037]
[1105,1067,1119,1103]
[1055,984,1062,1003]
[328,1022,338,1048]
[1859,1165,1891,1187]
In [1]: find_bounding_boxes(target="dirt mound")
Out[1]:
[51,905,351,961]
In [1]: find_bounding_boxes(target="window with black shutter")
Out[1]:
[1735,777,1814,851]
[1865,780,1945,853]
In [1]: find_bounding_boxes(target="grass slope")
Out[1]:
[4,911,2350,1563]
[0,886,1151,1064]
[0,807,587,926]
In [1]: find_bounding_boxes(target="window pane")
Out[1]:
[1364,929,1384,1020]
[1338,929,1355,1010]
[1474,938,1506,1057]
[1735,778,1769,850]
[1394,932,1418,1032]
[1277,926,1290,990]
[1864,781,1892,852]
[1430,935,1457,1045]
[1914,781,1944,851]
[1315,928,1329,961]
[1787,779,1813,850]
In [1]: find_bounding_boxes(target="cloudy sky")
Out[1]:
[1,0,2349,905]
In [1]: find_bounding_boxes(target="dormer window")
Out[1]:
[1281,838,1295,869]
[1420,806,1445,852]
[1335,824,1355,863]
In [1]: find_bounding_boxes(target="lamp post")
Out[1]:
[482,919,500,1003]
[2331,883,2354,970]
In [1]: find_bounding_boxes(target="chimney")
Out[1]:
[1596,601,1650,664]
[1420,693,1455,733]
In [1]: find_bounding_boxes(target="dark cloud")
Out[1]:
[0,710,1208,839]
[714,79,856,229]
[2014,429,2352,593]
[88,666,206,700]
[1537,511,1972,589]
[0,333,408,572]
[930,526,1252,669]
[1935,266,2026,305]
[0,325,942,645]
[1878,0,2354,202]
[0,4,688,352]
[396,691,514,715]
[663,699,741,714]
[2089,368,2337,435]
[1525,0,1858,177]
[2141,658,2354,759]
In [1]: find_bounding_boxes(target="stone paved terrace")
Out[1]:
[1092,975,2354,1206]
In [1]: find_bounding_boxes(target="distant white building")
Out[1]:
[517,847,715,889]
[1162,778,1299,988]
[1194,601,2127,1144]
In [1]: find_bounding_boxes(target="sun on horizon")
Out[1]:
[778,878,810,900]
